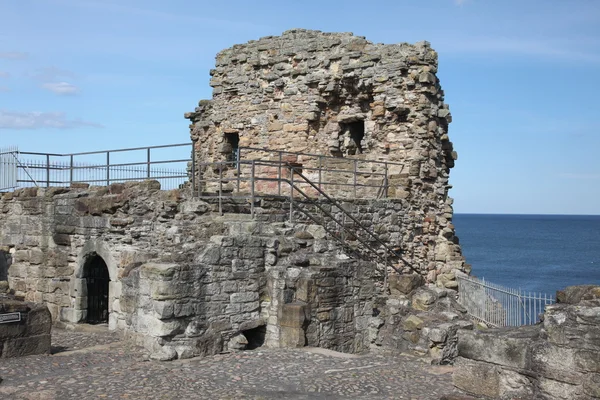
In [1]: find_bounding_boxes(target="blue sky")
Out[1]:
[1,0,599,214]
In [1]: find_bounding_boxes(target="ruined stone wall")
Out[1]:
[186,29,456,198]
[185,28,463,281]
[0,184,390,358]
[453,286,600,399]
[0,296,52,358]
[186,29,455,177]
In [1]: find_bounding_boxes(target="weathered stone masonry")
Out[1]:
[0,184,407,357]
[0,181,466,360]
[1,30,468,360]
[453,286,600,399]
[186,29,465,283]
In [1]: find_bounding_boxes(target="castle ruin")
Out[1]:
[0,30,468,361]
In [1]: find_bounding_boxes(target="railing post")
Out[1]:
[289,165,294,223]
[384,162,389,198]
[236,147,241,193]
[191,144,196,195]
[353,160,357,199]
[106,151,110,186]
[46,154,50,187]
[383,255,388,292]
[147,147,151,179]
[318,155,322,195]
[250,160,255,218]
[218,163,223,215]
[278,151,282,196]
[69,155,74,185]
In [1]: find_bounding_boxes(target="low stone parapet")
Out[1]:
[452,285,600,400]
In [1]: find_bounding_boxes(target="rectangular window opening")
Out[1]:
[224,133,240,166]
[341,121,365,155]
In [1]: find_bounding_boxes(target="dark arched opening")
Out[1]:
[0,250,9,281]
[83,253,110,324]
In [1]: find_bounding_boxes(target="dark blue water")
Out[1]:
[453,214,600,296]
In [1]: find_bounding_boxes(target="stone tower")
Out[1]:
[185,29,463,281]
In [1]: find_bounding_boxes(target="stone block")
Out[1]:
[73,296,87,309]
[144,316,182,337]
[402,315,424,331]
[452,357,499,399]
[412,288,437,311]
[389,273,424,295]
[230,292,259,303]
[60,307,86,323]
[279,302,309,328]
[457,329,533,370]
[497,369,535,399]
[141,263,179,280]
[583,373,600,398]
[1,334,51,358]
[531,342,582,384]
[428,326,448,343]
[556,285,600,304]
[150,281,187,300]
[280,325,306,348]
[538,377,581,400]
[0,298,52,358]
[153,301,174,319]
[575,349,600,373]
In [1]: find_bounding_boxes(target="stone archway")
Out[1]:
[0,249,8,281]
[72,239,119,327]
[82,254,110,324]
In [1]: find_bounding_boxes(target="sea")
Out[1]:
[453,214,600,297]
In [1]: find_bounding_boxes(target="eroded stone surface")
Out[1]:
[0,29,469,362]
[0,295,51,358]
[186,29,465,282]
[453,285,600,400]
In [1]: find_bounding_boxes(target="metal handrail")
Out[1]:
[456,273,556,327]
[17,143,191,157]
[196,158,389,198]
[9,143,193,190]
[196,158,414,275]
[285,164,416,275]
[239,146,405,167]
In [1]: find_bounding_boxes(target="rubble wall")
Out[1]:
[453,286,600,400]
[0,184,424,358]
[185,29,459,259]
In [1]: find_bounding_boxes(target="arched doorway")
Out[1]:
[83,253,110,324]
[0,250,8,281]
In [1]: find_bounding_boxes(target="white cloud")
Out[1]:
[0,110,103,130]
[0,52,28,60]
[41,81,79,95]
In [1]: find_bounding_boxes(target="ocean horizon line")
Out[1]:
[454,212,600,217]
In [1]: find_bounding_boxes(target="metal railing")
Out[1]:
[0,143,192,191]
[197,158,416,276]
[199,146,406,200]
[3,143,405,200]
[0,146,19,190]
[456,272,555,327]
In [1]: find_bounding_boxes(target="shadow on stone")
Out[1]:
[51,345,69,354]
[243,325,266,350]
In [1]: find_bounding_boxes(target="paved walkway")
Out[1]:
[0,327,462,400]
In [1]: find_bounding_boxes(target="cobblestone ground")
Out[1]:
[0,327,461,400]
